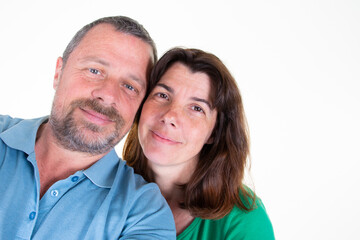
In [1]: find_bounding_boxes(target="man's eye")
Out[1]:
[89,68,100,75]
[125,84,136,92]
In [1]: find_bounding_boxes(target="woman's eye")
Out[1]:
[192,106,204,113]
[156,93,168,99]
[89,68,100,75]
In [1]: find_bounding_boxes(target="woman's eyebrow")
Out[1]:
[156,83,173,93]
[157,83,213,109]
[191,97,213,109]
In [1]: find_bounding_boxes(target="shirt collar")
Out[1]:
[0,115,120,189]
[0,116,48,155]
[83,149,120,188]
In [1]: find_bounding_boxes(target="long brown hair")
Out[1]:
[123,47,255,219]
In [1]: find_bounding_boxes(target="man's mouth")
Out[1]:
[80,107,114,125]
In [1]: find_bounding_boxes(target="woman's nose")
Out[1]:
[160,105,181,128]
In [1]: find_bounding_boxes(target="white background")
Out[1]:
[1,1,359,239]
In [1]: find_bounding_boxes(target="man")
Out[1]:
[0,16,175,239]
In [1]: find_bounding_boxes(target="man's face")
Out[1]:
[50,23,153,155]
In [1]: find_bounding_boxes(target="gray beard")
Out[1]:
[49,98,125,155]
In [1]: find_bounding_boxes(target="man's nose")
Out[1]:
[91,79,118,107]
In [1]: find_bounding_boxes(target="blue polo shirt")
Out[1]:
[0,115,176,240]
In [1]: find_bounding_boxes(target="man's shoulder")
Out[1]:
[113,159,161,197]
[0,115,24,133]
[0,115,46,151]
[104,159,176,239]
[110,159,168,216]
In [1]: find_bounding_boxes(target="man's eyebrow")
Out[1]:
[81,57,110,66]
[81,57,146,88]
[129,74,146,89]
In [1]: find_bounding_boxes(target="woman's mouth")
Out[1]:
[151,130,181,144]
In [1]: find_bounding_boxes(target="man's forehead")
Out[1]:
[79,23,120,43]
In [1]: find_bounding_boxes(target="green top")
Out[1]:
[177,197,275,240]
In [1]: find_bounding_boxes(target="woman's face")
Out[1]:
[138,63,218,170]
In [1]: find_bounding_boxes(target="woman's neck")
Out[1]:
[151,163,196,235]
[151,160,194,199]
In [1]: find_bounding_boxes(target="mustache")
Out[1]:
[70,98,121,123]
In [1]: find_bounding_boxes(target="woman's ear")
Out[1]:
[53,57,63,90]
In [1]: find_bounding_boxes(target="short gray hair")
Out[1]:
[62,16,157,67]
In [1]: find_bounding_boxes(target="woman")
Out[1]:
[123,48,275,239]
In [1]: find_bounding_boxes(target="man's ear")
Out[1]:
[53,57,63,90]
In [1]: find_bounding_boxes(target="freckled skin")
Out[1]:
[139,63,218,172]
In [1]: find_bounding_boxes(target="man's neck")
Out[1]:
[35,122,107,198]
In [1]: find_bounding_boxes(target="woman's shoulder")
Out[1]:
[225,189,275,239]
[177,189,275,240]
